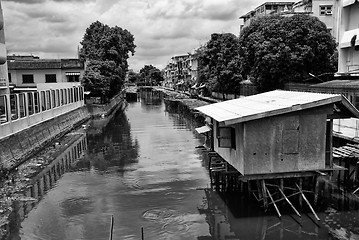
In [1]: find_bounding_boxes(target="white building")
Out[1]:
[7,56,85,92]
[337,0,359,75]
[239,1,338,39]
[163,53,198,89]
[0,1,8,96]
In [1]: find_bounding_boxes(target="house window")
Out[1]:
[66,72,80,82]
[45,74,57,83]
[8,73,11,83]
[22,74,34,84]
[217,127,236,148]
[320,5,332,15]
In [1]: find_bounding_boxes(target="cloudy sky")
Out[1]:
[1,0,285,71]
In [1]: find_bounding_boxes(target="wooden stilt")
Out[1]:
[277,187,301,217]
[295,183,320,221]
[266,186,281,218]
[314,176,320,206]
[248,180,253,193]
[355,161,359,185]
[261,180,268,211]
[338,158,342,186]
[344,157,350,186]
[279,179,284,207]
[280,179,284,191]
[109,215,114,240]
[257,180,263,202]
[299,178,303,208]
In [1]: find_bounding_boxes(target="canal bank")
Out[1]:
[151,87,210,122]
[0,92,127,173]
[0,94,127,240]
[4,87,359,239]
[2,89,212,239]
[0,131,87,240]
[151,87,359,239]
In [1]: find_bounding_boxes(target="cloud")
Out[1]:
[2,0,285,71]
[147,0,242,21]
[2,0,44,4]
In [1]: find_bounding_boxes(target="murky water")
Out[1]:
[7,90,359,240]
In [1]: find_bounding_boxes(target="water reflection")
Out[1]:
[139,89,163,112]
[12,91,210,240]
[9,134,87,239]
[81,109,139,172]
[9,89,359,240]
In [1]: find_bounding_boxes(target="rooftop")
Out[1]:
[8,58,84,70]
[310,80,359,89]
[195,90,359,126]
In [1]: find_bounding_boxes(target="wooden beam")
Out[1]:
[295,183,320,221]
[261,180,268,210]
[267,192,301,206]
[266,186,281,218]
[278,187,301,217]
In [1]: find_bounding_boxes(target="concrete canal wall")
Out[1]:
[86,93,126,118]
[0,92,127,172]
[0,106,90,171]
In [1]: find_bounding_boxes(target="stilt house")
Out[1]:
[196,90,359,179]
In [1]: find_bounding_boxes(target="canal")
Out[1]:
[6,89,359,239]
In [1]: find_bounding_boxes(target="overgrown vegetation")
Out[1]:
[198,14,337,93]
[80,21,136,102]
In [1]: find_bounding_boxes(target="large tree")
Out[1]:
[239,14,337,92]
[80,21,136,101]
[198,33,242,97]
[139,65,163,85]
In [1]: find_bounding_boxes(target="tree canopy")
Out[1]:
[198,33,242,95]
[139,65,163,85]
[80,21,136,101]
[239,14,337,92]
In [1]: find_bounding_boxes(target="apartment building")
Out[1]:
[163,53,198,89]
[240,2,295,30]
[337,0,359,75]
[240,1,338,39]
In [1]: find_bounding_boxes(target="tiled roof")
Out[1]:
[8,59,84,70]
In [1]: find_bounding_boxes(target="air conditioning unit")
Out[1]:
[326,10,332,15]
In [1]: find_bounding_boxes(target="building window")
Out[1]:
[22,74,34,84]
[320,5,332,15]
[45,74,57,83]
[66,72,80,82]
[217,127,236,149]
[8,73,11,83]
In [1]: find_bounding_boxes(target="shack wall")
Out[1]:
[243,109,328,175]
[213,121,244,174]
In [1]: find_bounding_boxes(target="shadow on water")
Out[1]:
[196,169,359,239]
[7,134,87,239]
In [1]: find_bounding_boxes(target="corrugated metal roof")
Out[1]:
[195,90,358,125]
